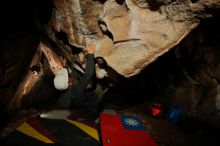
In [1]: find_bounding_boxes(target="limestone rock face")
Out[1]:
[51,0,103,48]
[51,0,220,77]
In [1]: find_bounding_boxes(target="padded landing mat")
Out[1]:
[0,117,99,146]
[100,114,158,146]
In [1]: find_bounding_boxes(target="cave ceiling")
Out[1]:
[48,0,220,77]
[0,0,220,113]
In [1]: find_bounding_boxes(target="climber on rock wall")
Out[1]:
[53,44,103,113]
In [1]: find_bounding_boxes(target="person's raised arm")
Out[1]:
[74,44,96,94]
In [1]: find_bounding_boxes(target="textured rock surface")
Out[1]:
[51,0,220,77]
[51,0,103,48]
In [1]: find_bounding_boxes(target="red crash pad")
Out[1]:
[100,114,158,146]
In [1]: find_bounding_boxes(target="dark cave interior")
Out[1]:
[0,0,220,146]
